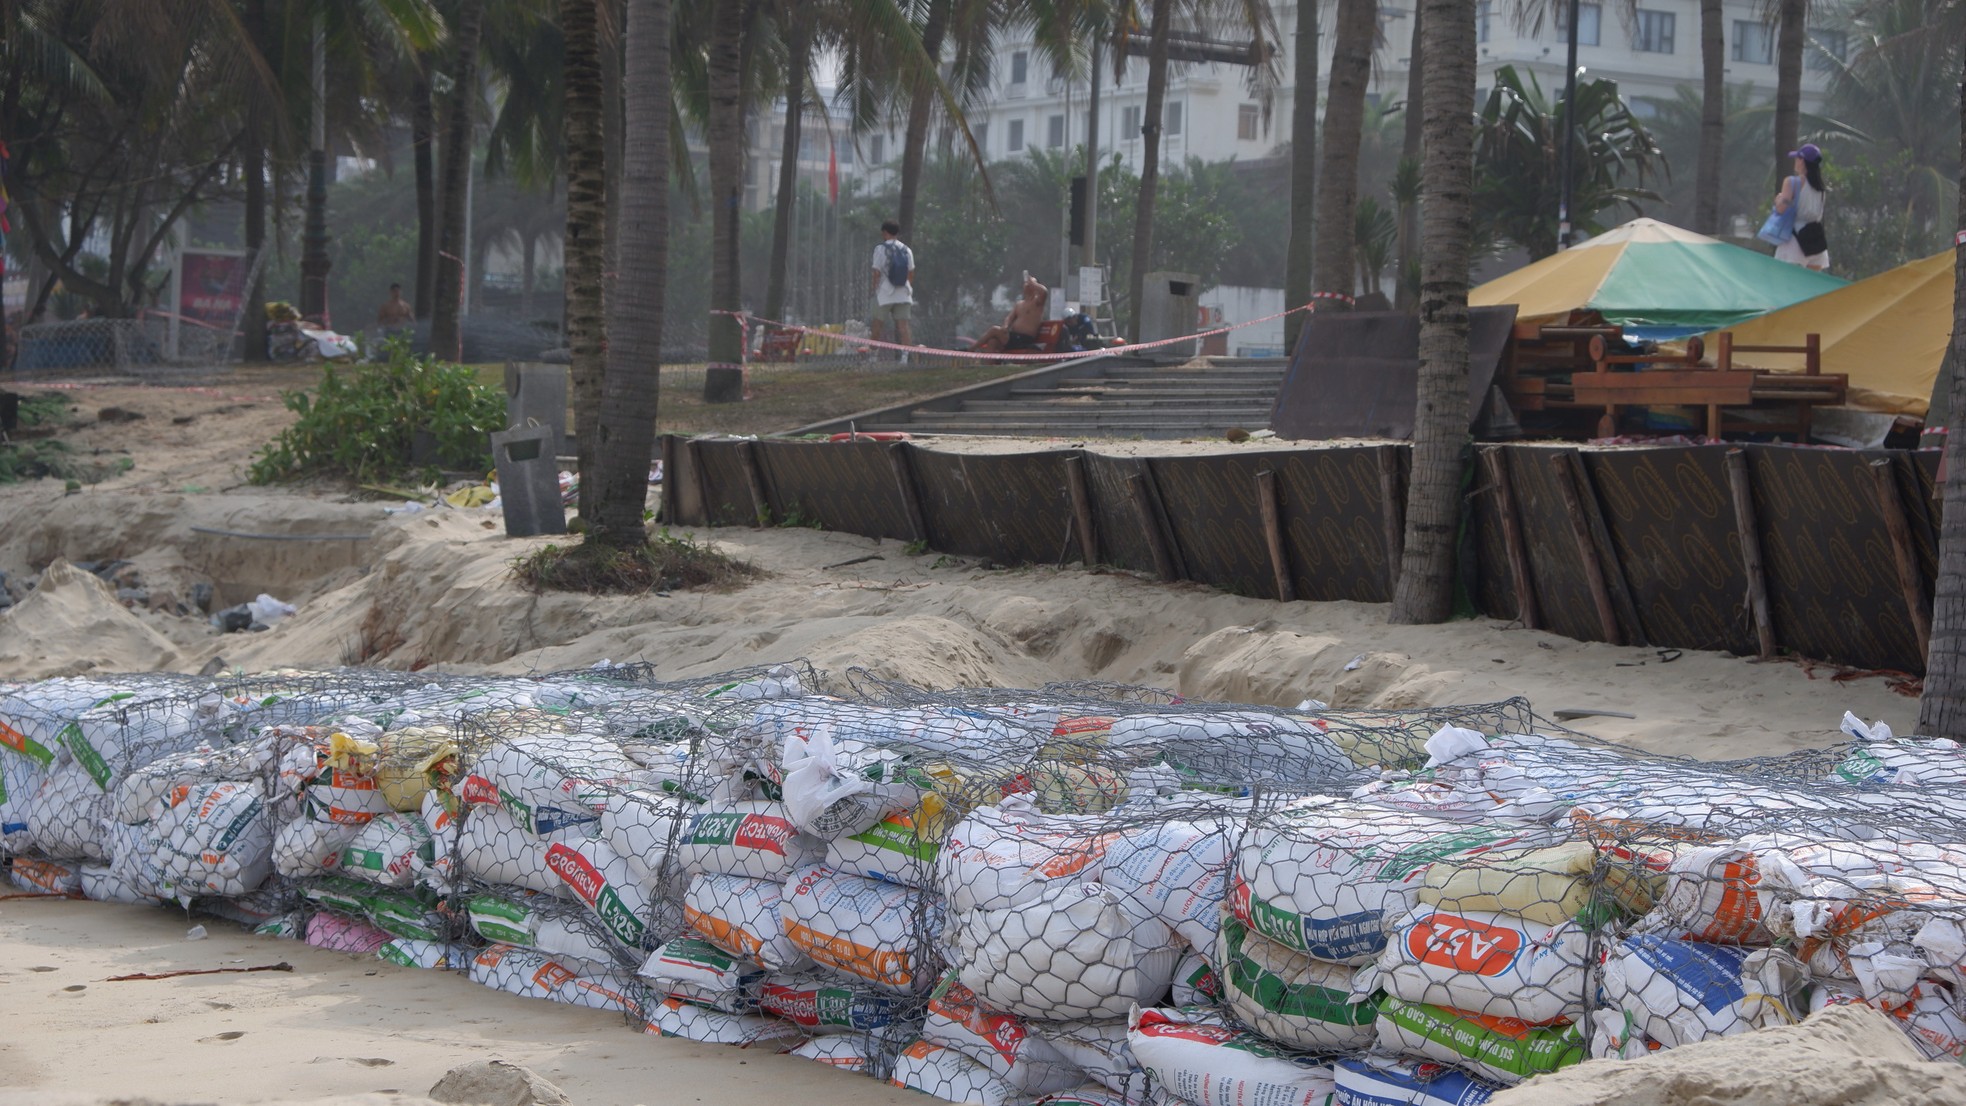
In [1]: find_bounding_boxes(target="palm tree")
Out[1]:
[1283,0,1318,348]
[562,0,606,516]
[1389,0,1474,625]
[762,2,816,327]
[1916,73,1965,735]
[430,0,487,360]
[1695,0,1724,233]
[703,0,749,387]
[1308,0,1373,305]
[1771,0,1806,180]
[594,0,670,546]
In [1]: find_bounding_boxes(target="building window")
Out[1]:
[1555,2,1601,46]
[1628,96,1662,119]
[1010,51,1028,84]
[973,122,988,155]
[835,135,853,165]
[868,134,885,163]
[1732,20,1773,63]
[1008,119,1025,152]
[1476,0,1491,42]
[1166,102,1183,136]
[1122,105,1143,139]
[1237,104,1259,141]
[1047,114,1065,147]
[1808,29,1848,70]
[1634,9,1674,52]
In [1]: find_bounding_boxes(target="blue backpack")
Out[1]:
[883,241,912,288]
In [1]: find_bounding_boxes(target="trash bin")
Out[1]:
[1139,272,1200,361]
[490,423,566,537]
[504,361,569,460]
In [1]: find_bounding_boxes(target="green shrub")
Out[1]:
[249,337,506,485]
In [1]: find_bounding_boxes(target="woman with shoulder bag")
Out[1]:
[1773,144,1830,271]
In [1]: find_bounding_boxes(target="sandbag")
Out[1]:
[1812,980,1966,1062]
[643,995,805,1047]
[758,973,911,1035]
[1232,800,1548,964]
[598,789,688,884]
[1171,949,1220,1006]
[784,866,941,994]
[790,1035,874,1072]
[1418,840,1657,928]
[457,802,585,894]
[469,943,643,1015]
[1597,934,1807,1050]
[1374,998,1584,1086]
[1032,1020,1141,1097]
[9,855,79,895]
[826,811,942,889]
[781,723,930,839]
[683,871,810,971]
[460,732,649,834]
[337,810,433,889]
[952,881,1181,1021]
[302,876,446,942]
[922,974,1085,1095]
[890,1040,1023,1106]
[1215,917,1377,1052]
[938,798,1117,916]
[546,837,655,949]
[379,939,472,970]
[1332,1056,1495,1106]
[675,800,821,881]
[1377,906,1594,1024]
[308,910,393,954]
[1127,1006,1337,1106]
[152,780,274,896]
[273,816,360,879]
[641,936,765,1013]
[22,765,116,862]
[467,893,617,965]
[80,861,163,905]
[1098,817,1235,951]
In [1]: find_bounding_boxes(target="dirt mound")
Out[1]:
[0,558,184,678]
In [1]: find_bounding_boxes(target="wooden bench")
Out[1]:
[1571,332,1847,440]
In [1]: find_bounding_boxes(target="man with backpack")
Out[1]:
[869,220,914,352]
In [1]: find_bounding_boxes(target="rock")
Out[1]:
[191,582,215,613]
[145,589,180,613]
[96,406,144,424]
[111,563,142,587]
[428,1060,571,1106]
[212,605,254,633]
[115,587,148,606]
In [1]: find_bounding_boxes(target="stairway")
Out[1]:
[853,357,1289,439]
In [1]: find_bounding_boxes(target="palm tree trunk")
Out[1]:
[897,0,951,238]
[1393,1,1423,311]
[764,4,813,326]
[1694,0,1724,234]
[1390,0,1474,624]
[1915,78,1966,735]
[563,0,608,520]
[1283,0,1320,350]
[595,0,671,546]
[242,130,268,362]
[522,234,537,318]
[1125,0,1174,343]
[1772,0,1804,181]
[430,0,485,362]
[412,70,437,319]
[705,0,748,385]
[1312,0,1375,303]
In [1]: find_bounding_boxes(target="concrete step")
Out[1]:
[911,407,1274,423]
[1036,386,1280,400]
[1057,373,1286,387]
[861,423,1257,439]
[966,397,1278,411]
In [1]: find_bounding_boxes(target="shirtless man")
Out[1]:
[973,275,1049,353]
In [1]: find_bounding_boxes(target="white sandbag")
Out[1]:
[952,881,1181,1021]
[460,732,650,834]
[683,871,810,971]
[0,749,47,854]
[547,837,655,950]
[1127,1006,1337,1106]
[790,1035,873,1072]
[1170,949,1220,1006]
[782,723,929,839]
[79,862,163,905]
[1649,840,1780,944]
[825,811,942,889]
[468,943,642,1014]
[102,818,167,901]
[1035,1085,1152,1106]
[675,800,820,882]
[465,893,617,965]
[1377,906,1594,1024]
[642,996,805,1047]
[598,789,687,884]
[1812,980,1966,1062]
[1332,1056,1496,1106]
[745,700,1044,760]
[151,779,274,897]
[1374,998,1584,1086]
[641,936,765,1013]
[890,1040,1023,1106]
[784,866,940,994]
[1031,1020,1142,1097]
[1215,918,1377,1052]
[379,939,472,970]
[1098,817,1234,951]
[457,803,585,894]
[1830,713,1966,787]
[923,974,1085,1094]
[9,856,79,894]
[1598,934,1807,1050]
[23,765,116,862]
[938,797,1116,916]
[1231,799,1548,964]
[1103,710,1356,789]
[116,738,275,825]
[273,816,360,879]
[758,973,912,1034]
[337,810,432,889]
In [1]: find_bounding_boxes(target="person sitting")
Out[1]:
[973,275,1049,353]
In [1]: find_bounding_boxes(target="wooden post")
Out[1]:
[740,441,771,528]
[1799,333,1822,443]
[1564,450,1648,646]
[1552,451,1623,646]
[1378,445,1407,598]
[1724,448,1777,660]
[1479,447,1539,630]
[1063,455,1099,565]
[1869,456,1932,658]
[1127,470,1180,582]
[1255,470,1295,602]
[888,443,929,545]
[658,435,678,526]
[687,438,714,527]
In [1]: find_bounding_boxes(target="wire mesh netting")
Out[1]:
[5,664,1966,1103]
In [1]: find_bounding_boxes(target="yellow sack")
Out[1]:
[1418,841,1661,926]
[375,725,460,811]
[444,485,496,508]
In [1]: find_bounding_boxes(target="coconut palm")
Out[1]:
[1389,0,1474,624]
[430,0,486,360]
[1307,0,1373,305]
[561,0,606,513]
[1282,0,1318,348]
[1916,72,1965,735]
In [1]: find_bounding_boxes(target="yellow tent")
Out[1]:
[1701,251,1956,416]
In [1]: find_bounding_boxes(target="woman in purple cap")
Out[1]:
[1772,144,1830,270]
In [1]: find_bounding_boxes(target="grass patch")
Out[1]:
[1,392,132,486]
[17,393,69,428]
[512,530,760,596]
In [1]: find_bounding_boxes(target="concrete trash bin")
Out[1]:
[1139,272,1200,361]
[490,424,567,537]
[505,361,569,460]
